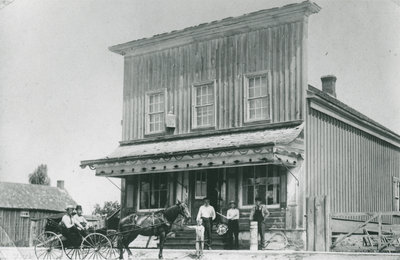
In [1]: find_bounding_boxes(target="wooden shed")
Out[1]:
[0,181,76,247]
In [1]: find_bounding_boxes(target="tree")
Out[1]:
[92,201,120,217]
[28,164,50,185]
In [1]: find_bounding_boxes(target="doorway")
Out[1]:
[189,169,222,223]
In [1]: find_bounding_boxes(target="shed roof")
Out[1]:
[307,85,400,147]
[0,182,77,212]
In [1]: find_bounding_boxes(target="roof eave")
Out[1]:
[108,1,321,56]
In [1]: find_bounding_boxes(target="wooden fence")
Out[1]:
[330,211,400,252]
[306,196,400,252]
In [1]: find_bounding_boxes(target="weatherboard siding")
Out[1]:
[121,21,307,141]
[305,107,400,218]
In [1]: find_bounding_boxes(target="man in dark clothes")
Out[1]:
[249,197,270,248]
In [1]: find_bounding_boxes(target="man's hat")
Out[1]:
[255,197,263,202]
[203,197,209,201]
[229,200,236,205]
[76,205,82,210]
[66,205,75,210]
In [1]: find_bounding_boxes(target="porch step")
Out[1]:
[164,230,227,250]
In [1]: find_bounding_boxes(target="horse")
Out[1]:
[118,201,191,259]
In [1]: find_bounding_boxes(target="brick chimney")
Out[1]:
[57,180,65,190]
[321,75,337,98]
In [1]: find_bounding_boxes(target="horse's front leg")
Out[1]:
[125,236,136,259]
[158,231,166,259]
[118,236,124,260]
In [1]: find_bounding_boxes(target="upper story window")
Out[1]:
[145,90,166,134]
[244,71,271,122]
[192,81,215,128]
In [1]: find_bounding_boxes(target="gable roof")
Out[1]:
[0,182,77,212]
[109,1,320,56]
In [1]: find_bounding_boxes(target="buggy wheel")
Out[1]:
[81,233,113,259]
[64,247,84,259]
[263,232,288,250]
[34,231,63,260]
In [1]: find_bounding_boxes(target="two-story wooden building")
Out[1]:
[81,1,400,249]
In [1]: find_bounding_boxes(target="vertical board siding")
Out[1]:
[0,209,58,246]
[122,21,305,141]
[306,108,400,221]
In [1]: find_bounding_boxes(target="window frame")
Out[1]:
[20,211,30,218]
[145,89,168,135]
[137,173,169,211]
[191,80,217,129]
[195,171,207,199]
[239,165,281,209]
[393,176,400,212]
[243,70,272,123]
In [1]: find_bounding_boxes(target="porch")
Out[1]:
[80,123,306,249]
[122,164,300,249]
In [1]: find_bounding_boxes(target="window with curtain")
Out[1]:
[139,173,168,209]
[242,165,280,206]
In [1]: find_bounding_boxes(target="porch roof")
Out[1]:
[117,125,300,156]
[81,124,304,176]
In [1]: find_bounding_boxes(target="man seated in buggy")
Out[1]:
[73,205,89,237]
[60,205,83,247]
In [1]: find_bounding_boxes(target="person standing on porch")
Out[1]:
[226,200,240,249]
[196,197,216,249]
[249,197,270,248]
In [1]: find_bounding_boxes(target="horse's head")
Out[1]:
[176,200,191,221]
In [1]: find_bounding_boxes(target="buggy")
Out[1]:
[34,212,119,260]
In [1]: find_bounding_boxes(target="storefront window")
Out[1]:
[242,165,281,206]
[139,173,168,209]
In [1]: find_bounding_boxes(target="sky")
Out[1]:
[0,0,399,214]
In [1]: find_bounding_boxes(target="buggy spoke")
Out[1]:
[35,232,63,260]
